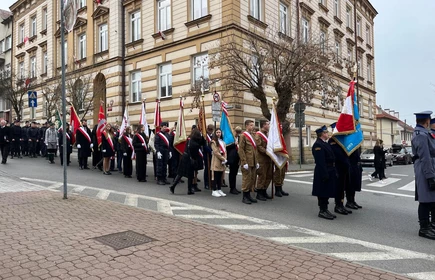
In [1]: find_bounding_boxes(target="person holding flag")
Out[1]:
[133,124,148,182]
[155,121,172,185]
[254,120,273,201]
[120,126,134,178]
[58,123,72,166]
[76,119,93,170]
[101,123,115,175]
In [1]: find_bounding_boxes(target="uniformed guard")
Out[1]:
[238,119,259,204]
[254,120,273,201]
[226,126,242,195]
[27,121,39,158]
[58,123,72,166]
[412,111,435,240]
[155,121,172,185]
[76,119,93,170]
[10,120,22,159]
[328,122,352,215]
[429,118,435,229]
[346,147,363,209]
[312,125,337,220]
[21,121,30,156]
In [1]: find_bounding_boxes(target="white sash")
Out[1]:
[218,139,226,155]
[123,135,136,159]
[243,131,256,149]
[256,131,268,143]
[136,133,148,151]
[157,132,169,147]
[103,131,115,152]
[78,127,92,143]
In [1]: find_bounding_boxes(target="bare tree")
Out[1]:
[0,70,31,121]
[66,72,95,119]
[209,29,340,133]
[41,84,62,121]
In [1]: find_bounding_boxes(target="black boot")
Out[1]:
[230,188,240,195]
[280,186,289,196]
[275,186,283,197]
[256,189,267,201]
[242,192,252,204]
[248,192,257,203]
[187,184,195,195]
[419,220,435,240]
[193,184,201,192]
[334,205,349,215]
[263,189,273,199]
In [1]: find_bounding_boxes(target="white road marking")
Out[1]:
[268,237,339,244]
[366,178,401,187]
[391,173,409,177]
[96,190,111,200]
[328,252,417,261]
[398,181,415,192]
[218,224,289,230]
[157,200,173,215]
[406,272,435,280]
[170,206,198,211]
[124,194,138,207]
[362,189,414,198]
[288,173,314,178]
[286,171,313,174]
[176,215,230,219]
[284,179,312,185]
[71,186,85,193]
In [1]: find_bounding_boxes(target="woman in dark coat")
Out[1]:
[120,126,134,178]
[370,139,386,182]
[91,124,102,169]
[58,123,73,166]
[170,130,205,195]
[133,125,148,182]
[101,123,116,175]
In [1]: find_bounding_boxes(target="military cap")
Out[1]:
[414,111,432,119]
[430,118,435,124]
[315,125,328,134]
[191,124,197,129]
[330,122,337,129]
[161,121,169,127]
[14,120,20,123]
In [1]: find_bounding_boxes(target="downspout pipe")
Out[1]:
[121,2,126,116]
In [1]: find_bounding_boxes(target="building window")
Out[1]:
[305,126,311,146]
[131,71,142,102]
[346,6,352,28]
[347,48,353,62]
[193,54,209,90]
[333,0,339,17]
[250,55,260,84]
[78,33,86,59]
[5,36,11,50]
[0,40,4,53]
[356,17,361,36]
[159,63,172,98]
[19,62,24,79]
[366,25,371,45]
[30,57,36,78]
[301,17,309,43]
[19,23,25,43]
[59,40,68,65]
[358,96,363,117]
[30,16,37,37]
[158,0,171,31]
[130,11,141,42]
[43,52,48,74]
[320,30,326,53]
[335,40,341,62]
[192,0,207,20]
[78,0,86,9]
[368,99,373,119]
[367,60,372,82]
[336,86,342,111]
[319,0,326,5]
[279,3,289,35]
[99,24,108,52]
[250,0,262,21]
[42,8,47,30]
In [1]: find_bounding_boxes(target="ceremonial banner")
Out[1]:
[220,101,235,145]
[119,107,129,139]
[154,99,161,132]
[140,101,149,137]
[174,98,187,154]
[266,103,289,169]
[96,103,106,146]
[69,106,81,145]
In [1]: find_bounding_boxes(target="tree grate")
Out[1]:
[93,230,155,250]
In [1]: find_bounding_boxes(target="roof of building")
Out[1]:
[397,121,414,132]
[0,9,12,21]
[376,111,400,122]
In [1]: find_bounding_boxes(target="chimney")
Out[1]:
[394,112,399,119]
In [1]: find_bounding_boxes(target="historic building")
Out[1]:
[9,0,377,163]
[0,9,13,121]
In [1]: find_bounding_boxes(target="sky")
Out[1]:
[1,0,433,122]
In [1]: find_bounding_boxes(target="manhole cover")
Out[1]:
[93,230,155,250]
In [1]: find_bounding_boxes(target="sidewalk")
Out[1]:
[0,180,410,279]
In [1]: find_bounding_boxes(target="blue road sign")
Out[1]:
[28,91,37,108]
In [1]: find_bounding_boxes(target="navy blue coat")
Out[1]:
[312,138,337,198]
[349,148,363,192]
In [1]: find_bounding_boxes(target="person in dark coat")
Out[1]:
[312,125,337,220]
[202,124,214,189]
[155,122,171,185]
[101,123,115,175]
[58,123,73,166]
[27,121,40,158]
[76,119,93,170]
[346,147,363,209]
[412,111,435,240]
[120,126,134,178]
[133,125,148,182]
[170,129,204,195]
[0,119,11,164]
[328,123,352,215]
[10,120,22,159]
[226,126,242,195]
[39,122,48,158]
[21,121,30,156]
[370,139,386,182]
[91,124,102,170]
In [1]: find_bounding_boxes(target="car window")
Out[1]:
[363,149,373,154]
[399,148,406,153]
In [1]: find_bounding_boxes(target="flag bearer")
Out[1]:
[255,120,272,201]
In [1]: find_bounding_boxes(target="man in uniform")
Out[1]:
[76,119,93,170]
[346,147,363,210]
[412,111,435,240]
[27,121,39,158]
[21,121,30,156]
[238,119,259,204]
[255,120,272,201]
[39,122,48,158]
[226,126,242,195]
[273,162,289,197]
[0,120,11,164]
[10,120,23,159]
[328,122,352,215]
[312,125,337,220]
[155,121,172,185]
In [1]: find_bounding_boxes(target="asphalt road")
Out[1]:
[2,154,434,279]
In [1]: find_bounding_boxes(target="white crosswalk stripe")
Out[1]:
[366,178,401,187]
[399,180,415,191]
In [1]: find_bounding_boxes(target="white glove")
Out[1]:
[123,153,127,156]
[157,151,162,159]
[142,143,146,146]
[90,143,94,148]
[169,152,172,159]
[102,149,106,153]
[243,164,249,170]
[222,160,227,165]
[256,163,260,169]
[45,143,48,146]
[77,144,81,149]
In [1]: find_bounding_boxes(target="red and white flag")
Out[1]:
[266,102,289,169]
[119,107,129,139]
[97,103,106,146]
[154,99,162,133]
[174,98,187,154]
[69,105,81,145]
[140,101,149,137]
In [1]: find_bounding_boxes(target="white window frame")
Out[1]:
[130,11,141,42]
[366,25,371,45]
[193,53,209,90]
[356,17,361,37]
[279,3,288,35]
[78,33,86,59]
[347,48,352,62]
[158,0,171,31]
[320,30,326,53]
[359,96,363,117]
[336,87,342,111]
[192,0,207,20]
[78,0,86,9]
[99,24,108,52]
[43,52,48,74]
[19,23,25,43]
[159,63,172,98]
[368,99,373,119]
[367,60,372,82]
[333,0,339,17]
[5,36,11,50]
[250,0,262,21]
[42,8,47,30]
[302,17,309,43]
[305,126,311,146]
[19,62,24,79]
[30,57,36,78]
[250,55,260,84]
[335,40,341,62]
[131,71,142,102]
[30,16,37,37]
[319,0,326,5]
[0,40,4,53]
[346,6,352,28]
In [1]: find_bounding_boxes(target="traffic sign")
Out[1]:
[213,92,220,102]
[28,91,37,108]
[212,101,221,122]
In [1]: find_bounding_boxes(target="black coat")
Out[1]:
[27,127,39,140]
[11,125,22,140]
[155,131,170,153]
[58,130,73,154]
[133,133,148,153]
[349,148,363,192]
[76,126,92,157]
[178,138,204,177]
[226,142,239,166]
[22,126,29,140]
[101,132,115,158]
[312,138,337,198]
[0,125,11,144]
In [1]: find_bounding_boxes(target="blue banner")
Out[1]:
[220,111,235,145]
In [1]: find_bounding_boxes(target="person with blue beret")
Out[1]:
[411,110,435,239]
[312,125,337,220]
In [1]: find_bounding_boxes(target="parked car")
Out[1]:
[392,146,413,165]
[361,148,394,167]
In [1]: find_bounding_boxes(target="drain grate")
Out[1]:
[93,230,155,250]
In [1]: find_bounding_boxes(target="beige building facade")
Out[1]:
[0,9,13,121]
[9,0,377,163]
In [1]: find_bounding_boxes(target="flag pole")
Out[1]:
[202,93,212,191]
[271,97,277,199]
[60,0,68,199]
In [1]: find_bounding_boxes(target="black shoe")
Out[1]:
[275,186,283,197]
[197,179,201,182]
[242,192,252,204]
[193,185,201,192]
[263,190,273,199]
[180,179,185,183]
[325,210,337,219]
[345,202,359,210]
[222,183,228,188]
[353,202,362,208]
[169,185,175,194]
[230,188,240,195]
[80,166,84,170]
[124,175,132,178]
[18,156,22,159]
[334,206,348,215]
[248,193,257,203]
[318,210,334,220]
[103,172,111,175]
[280,188,289,196]
[256,190,267,201]
[157,181,166,185]
[188,186,195,195]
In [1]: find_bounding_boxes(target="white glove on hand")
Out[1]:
[77,144,81,149]
[222,160,227,165]
[90,143,94,148]
[157,151,162,159]
[123,153,127,156]
[169,152,172,159]
[142,143,146,146]
[102,149,106,153]
[256,163,260,169]
[243,164,249,170]
[45,143,48,146]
